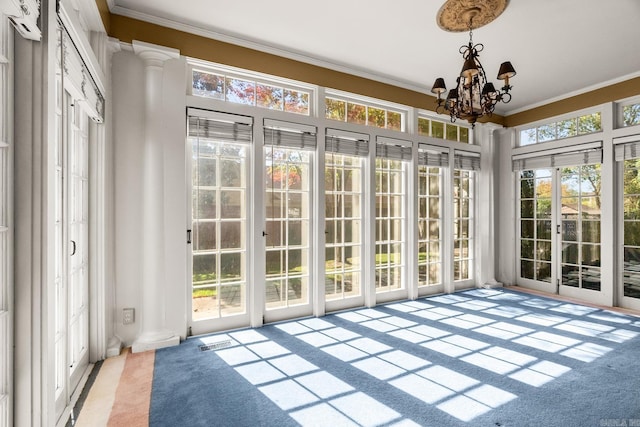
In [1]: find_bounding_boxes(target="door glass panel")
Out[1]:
[325,153,362,301]
[519,169,552,283]
[375,158,406,292]
[191,139,247,320]
[623,159,640,299]
[454,169,474,281]
[68,104,89,387]
[418,166,442,287]
[265,147,311,308]
[560,165,601,290]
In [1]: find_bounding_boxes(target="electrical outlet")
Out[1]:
[123,308,135,325]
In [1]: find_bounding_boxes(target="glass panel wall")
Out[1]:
[265,148,311,308]
[191,139,248,319]
[519,169,553,283]
[375,158,406,292]
[454,169,475,281]
[325,153,363,301]
[560,165,601,290]
[622,159,640,298]
[417,166,442,287]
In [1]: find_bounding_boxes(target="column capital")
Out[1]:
[132,40,180,68]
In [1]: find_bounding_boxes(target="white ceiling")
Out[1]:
[110,0,640,115]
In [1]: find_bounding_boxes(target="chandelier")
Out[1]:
[431,1,516,126]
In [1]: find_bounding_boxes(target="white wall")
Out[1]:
[112,49,188,346]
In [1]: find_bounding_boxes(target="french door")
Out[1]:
[518,162,603,303]
[263,126,315,322]
[324,131,368,312]
[617,141,640,310]
[187,111,252,335]
[54,90,90,420]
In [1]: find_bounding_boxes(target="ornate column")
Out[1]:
[132,41,180,353]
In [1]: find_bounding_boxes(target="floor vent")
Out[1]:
[199,340,232,352]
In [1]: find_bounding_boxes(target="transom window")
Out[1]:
[622,102,640,127]
[418,117,470,143]
[326,96,404,131]
[191,68,311,115]
[519,112,602,146]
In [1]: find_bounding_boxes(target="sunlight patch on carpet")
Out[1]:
[416,365,479,392]
[229,329,268,344]
[290,403,359,427]
[352,357,406,380]
[235,361,285,385]
[437,395,491,421]
[321,343,368,362]
[378,350,431,371]
[215,346,260,366]
[390,374,454,404]
[295,371,354,399]
[329,392,401,427]
[269,354,318,376]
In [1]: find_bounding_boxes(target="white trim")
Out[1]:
[513,134,604,157]
[376,135,412,147]
[263,118,316,134]
[613,134,640,146]
[512,141,603,161]
[186,107,253,126]
[325,128,370,142]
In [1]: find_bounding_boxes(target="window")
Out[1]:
[264,122,316,309]
[192,68,311,115]
[189,113,252,320]
[324,148,364,301]
[453,151,478,282]
[326,96,404,131]
[418,116,470,143]
[417,164,443,287]
[616,141,640,300]
[375,139,410,292]
[622,102,640,127]
[519,112,602,146]
[560,165,602,290]
[519,169,553,283]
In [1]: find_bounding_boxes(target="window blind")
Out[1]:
[187,110,253,144]
[614,140,640,161]
[376,137,412,161]
[418,144,449,167]
[325,129,369,156]
[58,23,105,123]
[454,150,481,171]
[512,148,602,170]
[263,119,317,150]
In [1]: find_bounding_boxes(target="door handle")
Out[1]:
[187,229,192,244]
[556,224,561,235]
[70,240,76,256]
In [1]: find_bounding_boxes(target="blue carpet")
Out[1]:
[150,288,640,426]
